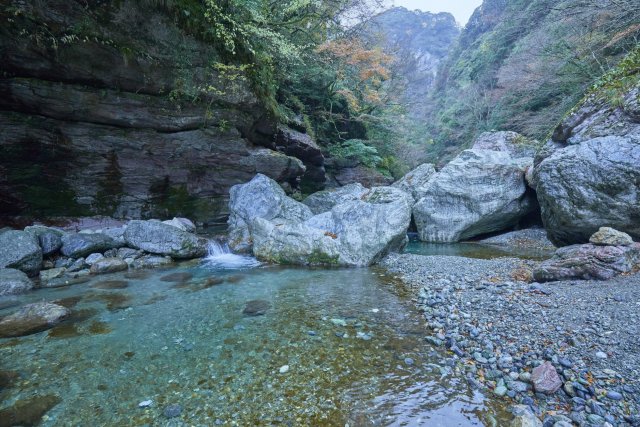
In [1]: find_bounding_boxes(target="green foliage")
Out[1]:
[328,139,383,168]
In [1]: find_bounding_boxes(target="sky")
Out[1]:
[387,0,483,26]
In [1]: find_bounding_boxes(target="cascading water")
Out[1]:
[204,240,262,269]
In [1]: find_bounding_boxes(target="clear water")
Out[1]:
[404,241,552,260]
[0,256,510,426]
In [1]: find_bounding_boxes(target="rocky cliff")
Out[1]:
[0,0,322,224]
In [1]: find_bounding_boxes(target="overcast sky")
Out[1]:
[387,0,483,25]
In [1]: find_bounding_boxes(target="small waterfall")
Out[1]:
[204,239,261,269]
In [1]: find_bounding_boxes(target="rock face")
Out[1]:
[124,220,207,259]
[0,302,70,338]
[472,131,537,158]
[533,239,640,282]
[533,82,640,246]
[0,230,42,276]
[302,183,368,215]
[0,269,34,296]
[392,163,436,202]
[531,361,563,394]
[330,164,393,188]
[275,126,326,192]
[413,149,535,242]
[252,186,412,266]
[60,233,118,259]
[228,174,312,253]
[0,0,308,224]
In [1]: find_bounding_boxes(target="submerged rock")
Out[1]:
[243,300,271,316]
[533,242,640,282]
[0,394,62,427]
[0,302,70,338]
[0,230,42,276]
[89,258,128,274]
[124,220,207,259]
[252,186,411,266]
[228,174,312,252]
[0,268,34,296]
[413,149,535,242]
[302,183,368,214]
[392,163,436,202]
[60,233,118,258]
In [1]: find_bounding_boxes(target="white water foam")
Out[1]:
[204,240,262,269]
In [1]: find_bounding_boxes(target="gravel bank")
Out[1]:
[381,253,640,426]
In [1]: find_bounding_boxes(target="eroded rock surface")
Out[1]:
[124,221,207,259]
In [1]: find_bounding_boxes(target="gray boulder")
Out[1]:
[90,258,128,274]
[0,230,43,276]
[0,268,34,296]
[590,227,634,247]
[533,242,640,282]
[303,183,368,215]
[534,136,640,245]
[24,226,63,256]
[392,163,436,202]
[0,302,70,338]
[60,233,119,258]
[414,150,535,242]
[162,217,196,233]
[510,405,543,427]
[228,174,312,252]
[124,220,207,259]
[252,186,412,266]
[472,131,537,158]
[131,255,174,269]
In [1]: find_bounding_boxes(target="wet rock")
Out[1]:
[60,233,118,258]
[228,174,312,252]
[131,255,173,269]
[0,394,61,426]
[253,186,411,266]
[85,253,105,265]
[90,258,128,274]
[124,220,207,259]
[589,227,634,247]
[531,361,563,394]
[392,163,436,202]
[163,404,182,418]
[413,149,535,243]
[25,226,63,256]
[160,272,193,282]
[162,217,196,233]
[303,183,368,215]
[0,302,70,338]
[117,247,142,260]
[0,230,42,276]
[39,267,67,285]
[0,268,34,296]
[242,300,271,316]
[510,404,543,427]
[533,243,640,282]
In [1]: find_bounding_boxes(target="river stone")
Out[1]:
[242,300,271,316]
[252,186,411,266]
[90,258,128,274]
[0,302,70,338]
[60,233,118,258]
[534,136,640,246]
[589,227,633,247]
[531,361,563,394]
[124,220,207,259]
[533,243,640,282]
[510,405,543,427]
[131,255,174,269]
[24,226,64,256]
[162,217,196,233]
[0,269,34,296]
[39,267,67,285]
[303,183,368,215]
[0,230,43,276]
[413,150,535,242]
[85,253,105,266]
[472,131,537,158]
[392,163,436,202]
[228,174,312,252]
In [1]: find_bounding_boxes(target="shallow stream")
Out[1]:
[0,247,512,426]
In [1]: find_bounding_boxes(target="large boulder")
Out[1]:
[534,136,640,246]
[0,230,42,276]
[228,174,312,252]
[533,242,640,282]
[302,183,368,215]
[472,131,537,158]
[60,233,119,258]
[24,226,63,256]
[0,302,70,338]
[392,163,436,202]
[124,220,207,259]
[0,268,34,296]
[413,150,535,242]
[252,186,412,266]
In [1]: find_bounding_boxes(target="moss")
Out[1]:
[306,250,340,267]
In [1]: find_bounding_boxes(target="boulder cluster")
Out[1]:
[0,218,207,297]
